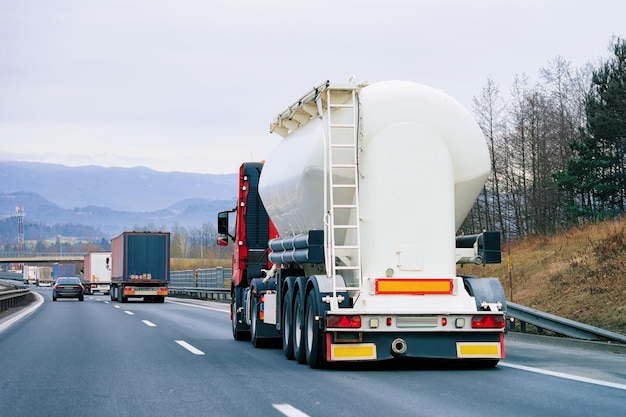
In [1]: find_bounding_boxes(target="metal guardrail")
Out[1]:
[507,301,626,344]
[168,286,230,301]
[0,288,30,313]
[168,268,232,301]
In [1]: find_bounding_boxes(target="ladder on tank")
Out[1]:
[323,85,363,305]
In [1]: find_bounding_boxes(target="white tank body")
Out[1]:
[259,80,489,284]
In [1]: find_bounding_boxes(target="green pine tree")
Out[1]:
[554,38,626,221]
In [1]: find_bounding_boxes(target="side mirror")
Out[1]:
[217,211,229,235]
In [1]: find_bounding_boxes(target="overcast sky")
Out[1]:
[1,0,624,175]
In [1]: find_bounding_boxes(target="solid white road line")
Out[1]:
[273,404,311,417]
[142,320,157,327]
[175,340,205,355]
[500,362,626,391]
[166,299,229,313]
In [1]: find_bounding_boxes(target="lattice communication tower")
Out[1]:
[16,204,25,255]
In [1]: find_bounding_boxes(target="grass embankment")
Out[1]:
[170,258,231,271]
[458,218,626,335]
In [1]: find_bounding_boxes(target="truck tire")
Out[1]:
[231,299,250,341]
[293,288,306,364]
[110,287,116,301]
[118,288,127,303]
[250,297,264,348]
[282,287,295,360]
[304,290,326,369]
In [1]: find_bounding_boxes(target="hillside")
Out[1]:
[458,217,626,335]
[0,161,237,211]
[0,191,235,239]
[0,161,238,239]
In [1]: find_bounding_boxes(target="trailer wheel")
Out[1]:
[304,290,326,369]
[110,287,116,301]
[293,288,306,364]
[282,287,295,360]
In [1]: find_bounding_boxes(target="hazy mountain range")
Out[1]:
[0,161,238,240]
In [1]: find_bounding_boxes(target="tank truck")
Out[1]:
[217,79,506,368]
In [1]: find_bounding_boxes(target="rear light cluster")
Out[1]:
[471,315,505,329]
[327,315,362,328]
[326,314,505,330]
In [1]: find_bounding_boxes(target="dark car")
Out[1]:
[52,277,85,301]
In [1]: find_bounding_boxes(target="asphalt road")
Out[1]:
[1,287,625,417]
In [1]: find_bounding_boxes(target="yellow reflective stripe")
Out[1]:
[330,343,377,361]
[456,342,502,358]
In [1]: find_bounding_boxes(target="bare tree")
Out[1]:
[471,78,508,234]
[171,225,191,258]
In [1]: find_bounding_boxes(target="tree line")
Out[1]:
[460,37,626,240]
[1,220,231,263]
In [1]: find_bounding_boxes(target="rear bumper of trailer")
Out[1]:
[326,331,505,362]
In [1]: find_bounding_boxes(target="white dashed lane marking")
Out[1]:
[273,404,311,417]
[175,340,205,355]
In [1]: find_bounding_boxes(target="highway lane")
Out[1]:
[1,287,625,417]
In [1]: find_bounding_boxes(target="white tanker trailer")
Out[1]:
[218,78,506,368]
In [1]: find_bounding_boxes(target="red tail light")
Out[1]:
[74,286,83,290]
[326,315,362,328]
[54,285,62,290]
[471,315,505,329]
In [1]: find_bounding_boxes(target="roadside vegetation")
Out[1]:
[455,37,626,336]
[170,257,230,271]
[458,216,626,335]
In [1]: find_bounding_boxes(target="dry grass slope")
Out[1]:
[171,258,231,271]
[458,217,626,335]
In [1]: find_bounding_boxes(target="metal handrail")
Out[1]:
[507,301,626,344]
[0,251,85,257]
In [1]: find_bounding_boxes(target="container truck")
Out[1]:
[83,252,112,295]
[22,265,37,285]
[36,266,53,286]
[53,263,76,281]
[109,231,169,303]
[217,79,507,368]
